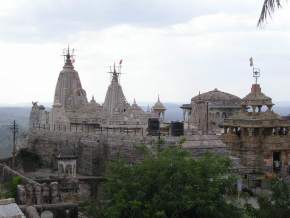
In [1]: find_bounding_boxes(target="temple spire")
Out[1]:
[249,57,260,84]
[54,46,87,109]
[108,61,122,83]
[103,61,128,114]
[63,45,75,69]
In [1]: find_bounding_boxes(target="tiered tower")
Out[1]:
[53,47,88,110]
[223,59,290,184]
[152,95,166,121]
[103,63,128,114]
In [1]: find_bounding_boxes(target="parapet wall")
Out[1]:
[0,163,40,185]
[27,128,182,176]
[27,128,228,177]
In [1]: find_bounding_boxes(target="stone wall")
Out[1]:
[27,128,229,178]
[20,203,78,218]
[27,129,183,176]
[0,163,39,185]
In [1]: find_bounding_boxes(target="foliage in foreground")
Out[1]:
[102,147,243,218]
[246,179,290,218]
[0,176,22,199]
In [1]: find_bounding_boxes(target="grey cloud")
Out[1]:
[0,0,260,42]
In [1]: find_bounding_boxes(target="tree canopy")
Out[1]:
[247,179,290,218]
[102,147,244,218]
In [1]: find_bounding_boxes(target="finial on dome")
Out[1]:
[108,61,121,83]
[90,95,96,103]
[62,45,75,68]
[249,57,260,84]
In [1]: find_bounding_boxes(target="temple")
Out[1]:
[223,66,290,186]
[29,48,164,131]
[181,89,241,134]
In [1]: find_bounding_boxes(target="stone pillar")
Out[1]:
[224,127,228,134]
[42,183,50,204]
[17,185,26,205]
[25,184,34,205]
[50,182,60,204]
[183,109,186,122]
[248,128,253,136]
[34,184,42,205]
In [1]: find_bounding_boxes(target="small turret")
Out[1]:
[152,95,166,121]
[90,96,96,104]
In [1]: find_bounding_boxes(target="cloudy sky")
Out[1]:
[0,0,290,105]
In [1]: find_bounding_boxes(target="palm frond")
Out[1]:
[258,0,282,26]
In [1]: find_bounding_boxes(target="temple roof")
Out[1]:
[53,49,88,109]
[223,84,289,128]
[180,104,192,110]
[191,88,241,106]
[241,84,273,107]
[103,66,128,114]
[153,96,166,111]
[131,99,142,111]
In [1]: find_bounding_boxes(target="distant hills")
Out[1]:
[0,102,289,158]
[0,107,30,158]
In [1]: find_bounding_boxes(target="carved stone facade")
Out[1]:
[29,49,163,132]
[181,88,241,134]
[223,83,290,184]
[17,182,61,205]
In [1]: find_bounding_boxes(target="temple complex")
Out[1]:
[16,50,290,217]
[181,89,241,134]
[223,67,290,186]
[29,48,163,131]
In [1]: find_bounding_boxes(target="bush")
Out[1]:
[0,176,22,199]
[102,147,243,218]
[17,148,42,171]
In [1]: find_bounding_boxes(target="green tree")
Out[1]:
[258,0,283,25]
[102,147,244,218]
[247,179,290,218]
[0,176,22,199]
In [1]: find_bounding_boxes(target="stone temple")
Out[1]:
[223,81,290,186]
[6,52,290,217]
[29,48,163,131]
[181,88,241,134]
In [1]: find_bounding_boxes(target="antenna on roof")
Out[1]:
[249,57,260,84]
[62,45,75,64]
[107,60,123,82]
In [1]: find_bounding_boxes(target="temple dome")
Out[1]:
[241,84,273,107]
[191,88,241,106]
[153,96,166,111]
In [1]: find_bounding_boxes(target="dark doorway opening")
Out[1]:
[273,151,281,172]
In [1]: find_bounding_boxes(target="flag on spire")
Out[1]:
[249,57,254,67]
[119,59,123,65]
